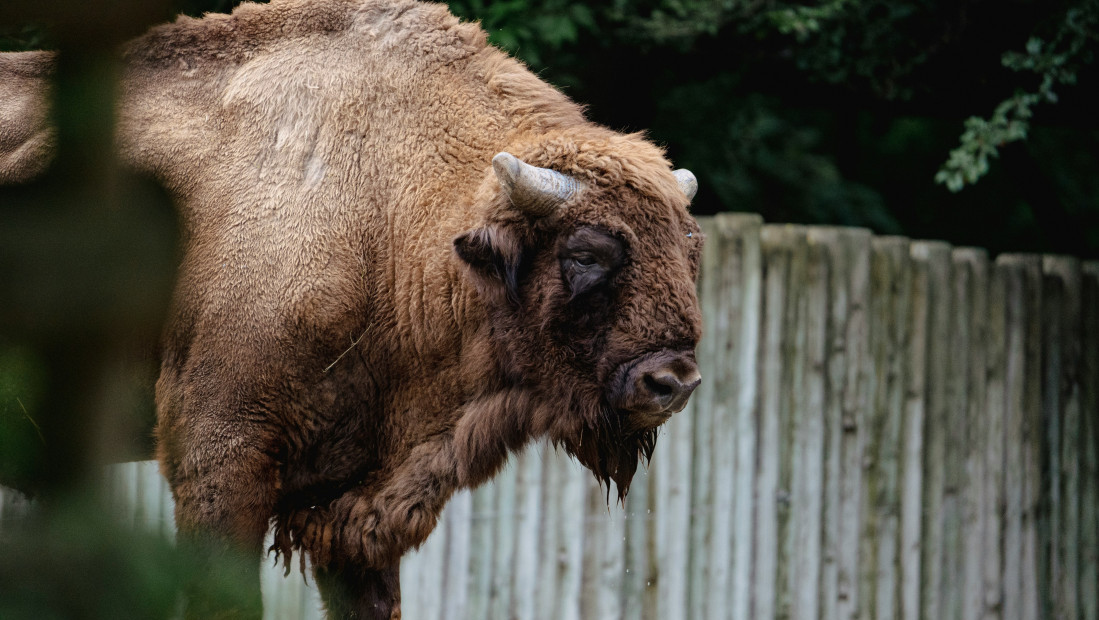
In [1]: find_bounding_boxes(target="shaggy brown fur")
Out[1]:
[0,51,55,184]
[1,1,703,617]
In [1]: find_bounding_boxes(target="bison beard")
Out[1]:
[0,0,704,617]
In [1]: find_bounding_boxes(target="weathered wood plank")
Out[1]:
[397,530,424,618]
[441,488,471,620]
[510,445,543,620]
[601,506,627,620]
[643,452,661,620]
[753,225,808,620]
[581,472,627,620]
[651,389,694,620]
[488,457,518,619]
[790,228,828,620]
[415,483,449,620]
[1042,257,1083,620]
[465,472,495,619]
[691,213,763,620]
[859,236,911,620]
[999,256,1027,620]
[900,241,932,620]
[981,251,1010,620]
[689,217,721,620]
[1078,262,1099,620]
[729,216,763,620]
[555,450,587,620]
[1018,257,1046,620]
[622,464,650,620]
[912,241,952,620]
[997,254,1043,620]
[953,248,990,620]
[535,445,562,620]
[581,479,607,619]
[810,227,871,620]
[935,243,966,620]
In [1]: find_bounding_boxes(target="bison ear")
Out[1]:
[453,225,523,306]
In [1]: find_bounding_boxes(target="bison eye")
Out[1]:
[561,256,609,297]
[571,254,598,268]
[557,228,626,299]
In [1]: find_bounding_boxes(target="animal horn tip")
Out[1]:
[492,152,520,182]
[673,169,698,201]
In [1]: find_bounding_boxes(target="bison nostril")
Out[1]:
[612,351,701,416]
[643,373,676,398]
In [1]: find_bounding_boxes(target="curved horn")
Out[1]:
[492,152,581,217]
[673,169,698,201]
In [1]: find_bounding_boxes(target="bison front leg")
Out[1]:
[313,561,402,620]
[160,419,281,619]
[303,440,459,568]
[289,440,458,618]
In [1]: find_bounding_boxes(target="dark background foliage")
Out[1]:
[441,0,1099,258]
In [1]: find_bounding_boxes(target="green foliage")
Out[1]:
[0,344,47,492]
[937,0,1099,191]
[0,495,261,620]
[0,23,53,51]
[935,93,1038,192]
[446,0,595,67]
[768,0,852,42]
[604,0,754,46]
[441,0,1097,255]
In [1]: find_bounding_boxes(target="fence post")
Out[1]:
[548,448,587,620]
[689,215,720,620]
[908,241,950,620]
[512,444,545,620]
[997,255,1044,620]
[441,488,472,619]
[753,225,808,620]
[1079,262,1099,620]
[953,248,990,620]
[622,459,650,620]
[728,216,764,620]
[859,236,912,620]
[809,227,871,620]
[900,241,932,620]
[465,466,496,619]
[690,213,762,620]
[1040,257,1082,620]
[649,375,694,620]
[535,445,561,620]
[754,224,828,620]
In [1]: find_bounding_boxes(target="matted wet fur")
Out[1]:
[0,0,703,617]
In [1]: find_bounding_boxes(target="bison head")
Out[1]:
[453,134,703,498]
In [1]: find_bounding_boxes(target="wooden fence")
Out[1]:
[1,213,1097,619]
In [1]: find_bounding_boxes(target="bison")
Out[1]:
[1,0,704,617]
